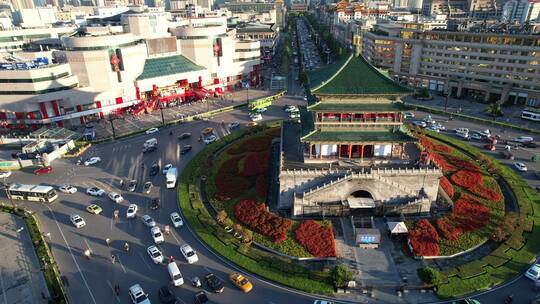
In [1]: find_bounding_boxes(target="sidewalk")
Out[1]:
[403,95,540,131]
[90,89,276,140]
[0,213,50,304]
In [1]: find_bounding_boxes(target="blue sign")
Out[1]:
[242,81,250,89]
[360,235,376,243]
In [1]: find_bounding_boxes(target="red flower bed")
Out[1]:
[255,174,268,197]
[436,217,462,241]
[440,176,455,198]
[234,200,292,243]
[453,198,491,231]
[420,137,453,154]
[295,220,337,257]
[409,219,440,256]
[242,151,270,176]
[469,184,503,202]
[446,155,480,171]
[227,136,273,155]
[450,170,483,189]
[215,157,253,199]
[430,153,456,172]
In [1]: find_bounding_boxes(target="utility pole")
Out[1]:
[159,104,165,125]
[108,115,116,139]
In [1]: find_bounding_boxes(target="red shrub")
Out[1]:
[234,200,292,243]
[440,176,455,198]
[419,137,453,154]
[446,155,480,171]
[409,219,440,256]
[450,170,483,188]
[295,220,337,257]
[242,151,270,176]
[215,157,253,199]
[243,136,273,152]
[436,217,462,241]
[430,153,456,172]
[255,174,268,197]
[469,184,503,202]
[453,198,491,231]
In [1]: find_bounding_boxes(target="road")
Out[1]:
[4,96,322,304]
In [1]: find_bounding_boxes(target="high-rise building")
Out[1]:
[502,0,540,23]
[10,0,34,10]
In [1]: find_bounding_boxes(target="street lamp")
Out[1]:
[107,114,117,139]
[159,103,165,126]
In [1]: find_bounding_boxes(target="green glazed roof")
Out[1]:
[299,106,315,137]
[307,56,349,90]
[312,55,410,96]
[138,55,204,80]
[308,102,405,112]
[301,130,416,144]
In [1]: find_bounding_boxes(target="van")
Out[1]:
[144,138,157,147]
[168,262,184,286]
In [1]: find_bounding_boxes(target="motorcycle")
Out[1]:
[124,242,130,252]
[191,276,201,288]
[504,295,513,304]
[169,131,173,136]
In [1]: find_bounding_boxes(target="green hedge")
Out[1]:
[0,205,67,303]
[424,132,540,298]
[177,123,334,295]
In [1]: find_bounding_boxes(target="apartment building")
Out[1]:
[363,25,540,105]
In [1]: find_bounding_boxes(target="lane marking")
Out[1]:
[46,206,97,304]
[116,255,127,273]
[203,266,227,282]
[170,230,181,245]
[106,280,121,303]
[138,252,152,270]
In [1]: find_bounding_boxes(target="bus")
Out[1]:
[6,183,58,203]
[521,108,540,122]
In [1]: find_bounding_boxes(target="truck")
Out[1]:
[165,167,178,189]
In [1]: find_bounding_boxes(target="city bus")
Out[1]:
[521,108,540,122]
[6,183,58,203]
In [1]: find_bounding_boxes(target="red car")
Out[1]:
[34,166,53,175]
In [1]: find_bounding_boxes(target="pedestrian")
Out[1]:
[119,179,124,188]
[105,238,111,246]
[84,248,91,260]
[164,225,170,235]
[113,210,119,219]
[111,254,116,264]
[44,232,51,241]
[169,255,175,262]
[114,284,120,296]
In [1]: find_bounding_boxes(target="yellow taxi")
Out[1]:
[202,127,214,135]
[86,204,103,215]
[229,273,253,293]
[246,122,258,128]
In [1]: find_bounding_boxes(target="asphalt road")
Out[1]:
[4,98,319,304]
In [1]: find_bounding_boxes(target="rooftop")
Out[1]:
[137,55,204,80]
[308,102,406,112]
[307,56,349,90]
[31,127,80,140]
[301,130,416,144]
[312,55,410,96]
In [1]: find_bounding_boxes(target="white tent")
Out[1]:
[387,221,408,234]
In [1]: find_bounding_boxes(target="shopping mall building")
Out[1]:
[0,14,261,128]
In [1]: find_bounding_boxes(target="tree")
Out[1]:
[331,265,354,288]
[486,103,503,117]
[417,267,442,286]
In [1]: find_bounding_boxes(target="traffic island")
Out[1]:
[177,122,336,295]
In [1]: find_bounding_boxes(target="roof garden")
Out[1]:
[301,130,416,144]
[312,55,410,96]
[137,55,204,80]
[308,102,405,112]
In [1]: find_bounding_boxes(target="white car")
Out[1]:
[162,164,173,174]
[180,244,198,264]
[0,171,11,178]
[86,187,105,196]
[526,263,540,280]
[146,245,164,264]
[204,135,217,145]
[513,136,534,143]
[70,214,86,228]
[126,204,138,219]
[151,226,164,244]
[108,192,124,203]
[84,157,101,166]
[170,212,183,228]
[59,185,77,194]
[228,121,240,129]
[403,112,415,119]
[250,113,262,121]
[145,127,159,135]
[426,126,440,133]
[141,214,156,227]
[128,284,150,304]
[255,107,267,113]
[284,106,298,113]
[514,162,528,172]
[412,120,427,128]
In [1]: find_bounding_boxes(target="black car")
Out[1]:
[150,198,160,210]
[178,133,191,140]
[180,145,193,154]
[523,142,539,148]
[194,291,208,304]
[150,164,160,176]
[158,286,176,304]
[205,273,224,293]
[127,180,137,192]
[143,145,157,153]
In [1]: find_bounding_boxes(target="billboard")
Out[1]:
[146,37,178,56]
